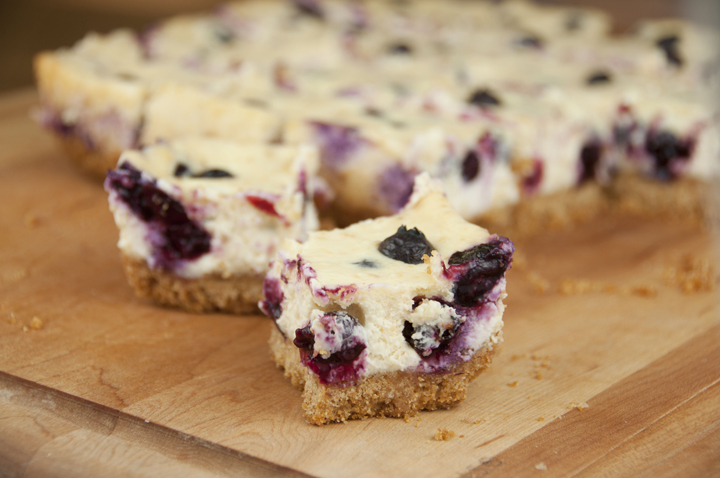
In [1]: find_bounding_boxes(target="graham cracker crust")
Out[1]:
[122,255,263,314]
[56,134,121,180]
[269,326,500,425]
[612,174,713,224]
[477,183,609,237]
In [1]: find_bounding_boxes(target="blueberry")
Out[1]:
[293,0,324,19]
[521,160,543,195]
[293,311,367,384]
[645,131,693,180]
[656,35,683,67]
[586,71,612,85]
[106,162,211,267]
[448,237,514,308]
[461,150,481,182]
[378,165,416,212]
[310,122,364,167]
[518,35,543,49]
[354,260,378,268]
[213,24,235,43]
[467,89,501,107]
[402,315,460,357]
[173,163,189,177]
[579,141,602,183]
[566,12,582,31]
[192,169,234,178]
[259,277,284,320]
[387,42,413,55]
[379,225,435,265]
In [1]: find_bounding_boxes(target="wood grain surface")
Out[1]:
[1,89,719,477]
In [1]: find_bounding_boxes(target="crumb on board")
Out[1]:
[628,284,658,297]
[507,381,518,387]
[2,267,28,284]
[434,428,455,441]
[30,317,43,330]
[526,271,550,294]
[24,212,40,228]
[538,417,545,422]
[535,462,547,471]
[22,326,29,333]
[568,402,589,412]
[558,279,617,295]
[664,254,715,293]
[532,370,544,380]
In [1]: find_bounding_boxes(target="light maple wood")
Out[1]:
[1,90,719,477]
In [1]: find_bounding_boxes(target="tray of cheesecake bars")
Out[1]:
[1,0,720,476]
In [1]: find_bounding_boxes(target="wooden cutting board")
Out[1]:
[1,89,719,477]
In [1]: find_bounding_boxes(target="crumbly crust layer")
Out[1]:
[612,174,712,224]
[57,135,121,180]
[122,255,263,314]
[269,326,500,425]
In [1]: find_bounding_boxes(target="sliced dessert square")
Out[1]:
[261,173,514,424]
[105,137,319,313]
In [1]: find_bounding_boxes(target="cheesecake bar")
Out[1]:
[105,138,319,313]
[262,173,513,424]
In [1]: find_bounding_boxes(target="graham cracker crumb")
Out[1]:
[559,279,615,295]
[460,435,465,438]
[434,428,456,441]
[8,314,17,325]
[532,370,544,380]
[507,381,518,387]
[511,354,527,361]
[2,267,28,284]
[538,417,545,422]
[30,317,43,330]
[628,284,658,297]
[664,254,715,293]
[24,212,40,228]
[535,462,547,471]
[22,326,29,333]
[526,271,550,294]
[568,402,589,412]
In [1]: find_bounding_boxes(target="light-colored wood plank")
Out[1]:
[463,324,720,477]
[578,381,720,477]
[0,373,309,477]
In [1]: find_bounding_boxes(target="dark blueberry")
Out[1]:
[467,88,501,107]
[213,24,235,43]
[293,311,366,384]
[259,277,284,320]
[354,260,379,268]
[402,316,460,357]
[173,163,190,177]
[579,141,602,183]
[310,122,364,167]
[645,131,693,180]
[293,0,325,19]
[378,225,435,265]
[461,150,481,182]
[106,162,211,266]
[387,42,413,55]
[586,71,612,85]
[656,35,683,67]
[378,165,416,212]
[448,237,514,308]
[521,160,543,195]
[518,34,543,49]
[192,169,234,179]
[566,12,582,31]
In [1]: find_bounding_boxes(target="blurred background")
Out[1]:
[0,0,717,93]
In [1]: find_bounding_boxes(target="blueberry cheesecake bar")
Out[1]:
[105,138,319,313]
[261,173,513,424]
